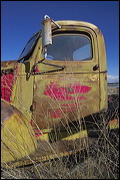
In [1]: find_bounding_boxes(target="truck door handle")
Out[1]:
[30,101,36,111]
[93,64,99,71]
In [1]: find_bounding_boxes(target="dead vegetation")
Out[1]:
[1,86,119,179]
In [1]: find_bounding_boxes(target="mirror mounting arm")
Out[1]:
[44,15,61,29]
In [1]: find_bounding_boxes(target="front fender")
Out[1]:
[1,99,37,164]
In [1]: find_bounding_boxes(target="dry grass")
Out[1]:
[1,87,119,179]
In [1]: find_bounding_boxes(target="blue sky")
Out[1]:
[1,1,119,83]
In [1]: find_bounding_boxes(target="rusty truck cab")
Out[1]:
[15,19,108,130]
[1,17,108,165]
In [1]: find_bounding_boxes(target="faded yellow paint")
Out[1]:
[32,73,100,130]
[36,129,87,141]
[62,130,87,140]
[11,63,34,122]
[1,110,37,163]
[1,60,18,70]
[99,73,108,111]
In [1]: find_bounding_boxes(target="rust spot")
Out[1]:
[1,99,25,127]
[1,100,13,125]
[1,60,17,68]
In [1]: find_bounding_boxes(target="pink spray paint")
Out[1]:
[1,73,14,102]
[1,66,18,103]
[44,82,91,119]
[44,82,91,101]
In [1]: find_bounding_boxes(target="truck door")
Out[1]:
[31,29,99,131]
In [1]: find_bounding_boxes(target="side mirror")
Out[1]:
[42,15,61,58]
[42,17,52,48]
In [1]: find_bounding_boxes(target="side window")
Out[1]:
[73,44,91,61]
[18,32,40,62]
[46,34,92,61]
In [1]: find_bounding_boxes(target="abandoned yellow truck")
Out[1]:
[1,15,115,167]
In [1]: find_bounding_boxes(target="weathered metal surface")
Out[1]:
[11,62,34,121]
[1,99,37,163]
[1,60,18,105]
[1,60,18,70]
[42,18,52,47]
[1,72,14,102]
[31,21,101,132]
[1,20,109,167]
[32,74,99,131]
[4,118,88,167]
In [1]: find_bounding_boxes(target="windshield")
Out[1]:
[46,34,92,61]
[18,31,41,62]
